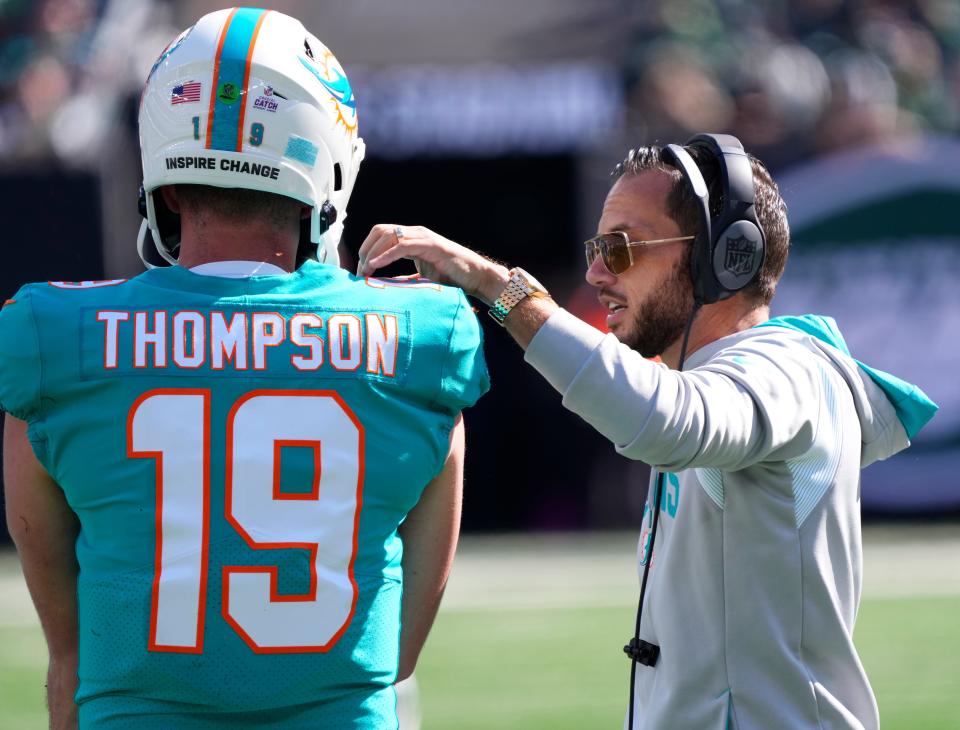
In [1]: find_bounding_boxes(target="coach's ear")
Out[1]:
[159,185,181,214]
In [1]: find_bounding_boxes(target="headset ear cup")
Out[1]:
[712,220,765,294]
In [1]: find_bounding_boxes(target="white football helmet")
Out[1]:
[138,8,365,268]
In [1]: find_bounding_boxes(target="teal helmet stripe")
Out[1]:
[207,7,269,151]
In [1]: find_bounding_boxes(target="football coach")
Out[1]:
[357,133,937,730]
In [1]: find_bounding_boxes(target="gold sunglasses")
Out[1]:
[584,231,695,275]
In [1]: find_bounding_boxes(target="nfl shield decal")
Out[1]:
[723,234,757,276]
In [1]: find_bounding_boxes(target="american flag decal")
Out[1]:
[171,81,201,104]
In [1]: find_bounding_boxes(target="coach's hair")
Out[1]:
[614,145,790,306]
[175,184,303,227]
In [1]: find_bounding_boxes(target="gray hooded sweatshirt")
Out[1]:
[524,311,938,730]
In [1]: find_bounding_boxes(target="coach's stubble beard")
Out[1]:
[622,251,696,360]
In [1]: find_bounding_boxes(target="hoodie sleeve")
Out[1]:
[524,309,824,471]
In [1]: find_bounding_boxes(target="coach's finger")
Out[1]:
[357,224,402,275]
[359,237,412,276]
[363,241,424,276]
[358,223,400,257]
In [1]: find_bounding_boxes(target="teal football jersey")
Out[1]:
[0,261,489,729]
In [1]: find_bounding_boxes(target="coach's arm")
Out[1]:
[396,413,465,681]
[4,414,80,730]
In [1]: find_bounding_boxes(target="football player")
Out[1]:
[1,8,488,729]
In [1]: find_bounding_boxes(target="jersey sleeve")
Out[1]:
[0,286,43,421]
[433,291,490,414]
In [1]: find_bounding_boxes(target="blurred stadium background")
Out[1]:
[0,0,958,727]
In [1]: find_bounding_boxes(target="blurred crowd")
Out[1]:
[624,0,960,167]
[0,0,173,165]
[0,0,957,169]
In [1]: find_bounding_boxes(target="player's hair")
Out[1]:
[616,146,790,306]
[175,185,304,228]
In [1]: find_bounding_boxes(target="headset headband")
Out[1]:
[662,133,765,305]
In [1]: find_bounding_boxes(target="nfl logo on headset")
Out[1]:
[723,235,757,276]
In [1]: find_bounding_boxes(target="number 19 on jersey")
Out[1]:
[128,389,364,654]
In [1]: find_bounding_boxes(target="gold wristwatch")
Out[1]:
[488,268,550,325]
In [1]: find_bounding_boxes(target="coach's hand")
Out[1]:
[358,224,510,305]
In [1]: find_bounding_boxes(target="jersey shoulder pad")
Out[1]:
[429,287,490,414]
[0,285,43,420]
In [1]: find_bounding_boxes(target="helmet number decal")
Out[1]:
[192,116,200,141]
[249,122,264,147]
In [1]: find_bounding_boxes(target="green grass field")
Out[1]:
[2,526,959,729]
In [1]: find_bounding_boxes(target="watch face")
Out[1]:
[513,268,547,294]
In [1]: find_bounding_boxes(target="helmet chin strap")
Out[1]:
[136,221,157,269]
[137,220,178,269]
[138,191,340,271]
[317,223,343,265]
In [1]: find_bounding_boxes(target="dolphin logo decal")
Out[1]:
[299,56,356,114]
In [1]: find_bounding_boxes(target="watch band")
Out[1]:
[488,268,548,325]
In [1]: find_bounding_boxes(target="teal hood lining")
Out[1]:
[756,315,938,440]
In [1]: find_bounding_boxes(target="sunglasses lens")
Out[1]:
[585,241,598,270]
[585,234,632,274]
[601,234,631,274]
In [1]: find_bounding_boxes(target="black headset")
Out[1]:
[662,133,765,305]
